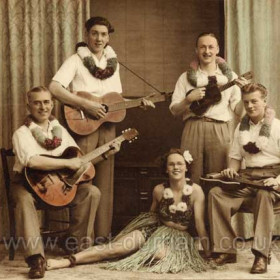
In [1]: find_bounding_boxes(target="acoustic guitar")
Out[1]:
[64,91,171,136]
[200,172,270,191]
[190,71,253,116]
[24,128,139,208]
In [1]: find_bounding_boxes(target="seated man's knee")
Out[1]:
[208,186,223,199]
[12,189,35,208]
[256,189,272,200]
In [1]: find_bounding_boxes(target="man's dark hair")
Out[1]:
[27,86,51,102]
[241,83,268,99]
[85,16,114,33]
[196,32,219,47]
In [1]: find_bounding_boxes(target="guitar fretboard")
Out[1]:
[108,94,167,112]
[218,71,252,92]
[81,135,124,163]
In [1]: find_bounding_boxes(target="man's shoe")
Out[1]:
[214,253,237,266]
[250,255,267,274]
[27,255,46,279]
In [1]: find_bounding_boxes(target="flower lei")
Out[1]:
[163,181,193,214]
[239,106,275,154]
[24,115,62,150]
[76,42,118,80]
[186,56,233,87]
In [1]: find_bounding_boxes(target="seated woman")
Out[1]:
[47,148,212,273]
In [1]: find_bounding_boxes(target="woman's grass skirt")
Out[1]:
[105,212,208,273]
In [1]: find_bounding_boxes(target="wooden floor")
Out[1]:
[1,240,280,280]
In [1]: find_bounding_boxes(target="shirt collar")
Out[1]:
[249,118,265,126]
[197,64,222,76]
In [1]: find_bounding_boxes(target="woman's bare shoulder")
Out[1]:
[153,183,165,198]
[191,183,205,200]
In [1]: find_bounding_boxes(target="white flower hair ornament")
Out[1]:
[183,150,193,164]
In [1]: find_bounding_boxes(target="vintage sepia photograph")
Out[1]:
[0,0,280,279]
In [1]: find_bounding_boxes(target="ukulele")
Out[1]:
[24,128,139,208]
[189,71,253,116]
[200,172,270,191]
[64,91,171,136]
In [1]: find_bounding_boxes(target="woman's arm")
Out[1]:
[193,184,211,257]
[150,184,163,212]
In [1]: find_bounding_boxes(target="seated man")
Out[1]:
[208,83,280,274]
[11,86,119,279]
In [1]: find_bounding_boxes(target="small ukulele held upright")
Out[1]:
[190,71,253,116]
[64,91,172,136]
[25,128,139,208]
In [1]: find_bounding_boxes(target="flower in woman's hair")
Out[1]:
[183,184,193,196]
[176,202,188,212]
[163,188,174,199]
[183,150,193,164]
[169,204,177,214]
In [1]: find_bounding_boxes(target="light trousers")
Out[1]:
[11,174,100,259]
[180,118,231,183]
[75,123,115,239]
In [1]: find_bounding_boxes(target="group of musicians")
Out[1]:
[9,16,280,278]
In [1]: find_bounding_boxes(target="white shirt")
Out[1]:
[229,118,280,167]
[170,67,241,121]
[52,53,122,96]
[13,121,78,173]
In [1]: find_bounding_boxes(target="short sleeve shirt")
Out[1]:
[52,53,122,96]
[13,121,78,173]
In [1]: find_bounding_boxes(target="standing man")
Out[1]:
[169,32,246,183]
[209,83,280,274]
[49,16,154,241]
[12,86,104,278]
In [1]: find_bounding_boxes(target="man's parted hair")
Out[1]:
[26,86,51,102]
[241,83,268,99]
[196,32,219,47]
[85,16,114,33]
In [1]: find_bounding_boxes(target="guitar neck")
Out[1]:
[109,94,166,112]
[205,172,265,189]
[235,177,264,188]
[218,80,236,92]
[218,72,252,92]
[81,135,124,163]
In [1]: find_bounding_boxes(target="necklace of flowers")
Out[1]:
[239,106,275,154]
[186,56,233,87]
[163,181,193,214]
[76,42,118,80]
[24,115,62,150]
